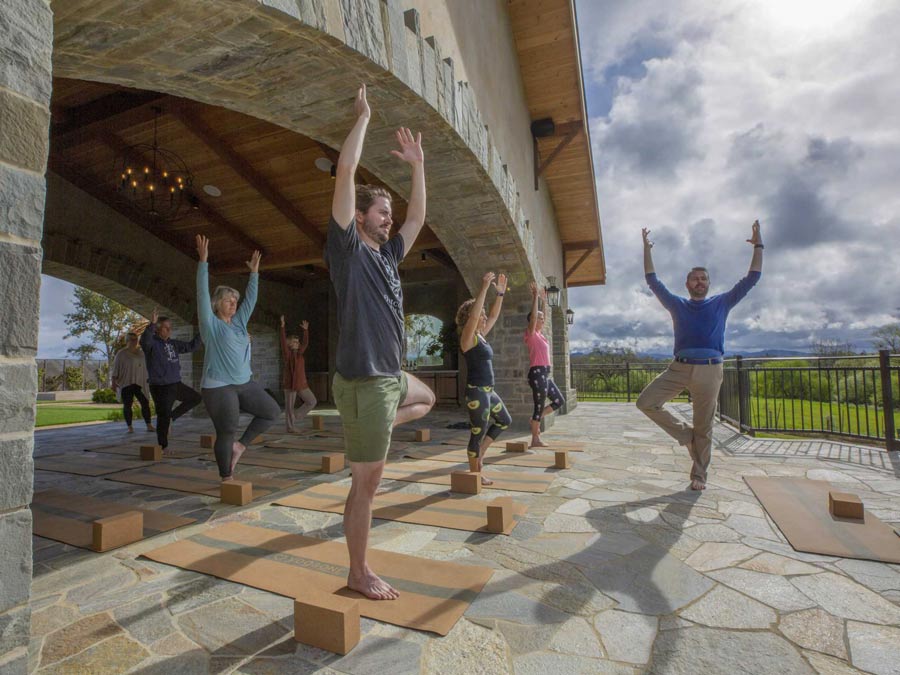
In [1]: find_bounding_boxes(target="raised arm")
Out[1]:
[394,128,426,256]
[139,308,158,353]
[195,235,213,338]
[234,250,261,326]
[461,272,494,351]
[483,273,507,336]
[642,227,656,275]
[527,282,540,335]
[332,85,371,228]
[747,219,763,273]
[299,320,309,354]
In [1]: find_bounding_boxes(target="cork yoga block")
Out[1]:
[139,445,162,461]
[311,416,326,430]
[829,491,864,520]
[320,453,345,474]
[92,511,143,552]
[200,434,215,449]
[294,592,360,655]
[506,441,528,453]
[486,497,514,533]
[221,480,253,506]
[414,429,431,442]
[554,451,570,469]
[451,471,481,494]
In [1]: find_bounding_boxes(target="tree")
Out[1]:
[872,323,900,352]
[64,287,141,385]
[404,314,440,369]
[810,338,855,368]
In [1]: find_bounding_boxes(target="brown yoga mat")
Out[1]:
[84,444,204,460]
[32,488,195,550]
[405,447,559,469]
[441,436,585,452]
[141,522,492,635]
[199,447,341,473]
[265,437,410,453]
[380,459,554,493]
[745,476,900,564]
[106,464,295,499]
[36,453,150,476]
[274,483,527,534]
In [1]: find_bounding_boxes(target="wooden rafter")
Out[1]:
[563,239,600,252]
[173,105,326,247]
[52,91,170,152]
[533,120,581,190]
[564,247,594,283]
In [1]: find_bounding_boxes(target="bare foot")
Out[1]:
[529,438,548,448]
[127,426,134,434]
[146,424,155,431]
[347,570,399,600]
[481,475,494,486]
[690,479,706,491]
[221,475,233,483]
[230,441,246,474]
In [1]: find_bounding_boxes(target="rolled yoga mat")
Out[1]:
[32,488,196,550]
[379,459,555,493]
[36,452,151,476]
[274,482,527,534]
[140,521,493,635]
[106,464,295,500]
[745,476,900,564]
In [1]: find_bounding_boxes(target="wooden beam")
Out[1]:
[421,248,456,270]
[534,124,580,190]
[173,106,326,247]
[316,141,386,190]
[212,245,324,275]
[564,248,594,283]
[52,91,170,152]
[563,239,600,252]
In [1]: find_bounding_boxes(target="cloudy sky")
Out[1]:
[569,0,900,355]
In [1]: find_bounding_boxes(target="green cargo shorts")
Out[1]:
[332,371,409,463]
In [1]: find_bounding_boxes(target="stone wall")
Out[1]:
[552,290,577,415]
[0,1,52,671]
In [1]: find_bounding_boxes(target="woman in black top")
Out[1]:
[456,271,512,485]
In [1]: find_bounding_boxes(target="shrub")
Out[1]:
[92,388,117,403]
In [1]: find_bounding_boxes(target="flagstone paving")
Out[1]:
[28,403,900,673]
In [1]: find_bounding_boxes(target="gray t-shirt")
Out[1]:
[325,216,405,378]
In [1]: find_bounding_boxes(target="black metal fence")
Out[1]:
[37,358,109,392]
[571,362,690,402]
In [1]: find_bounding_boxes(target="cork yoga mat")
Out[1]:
[141,522,492,635]
[35,453,151,476]
[84,444,204,460]
[32,489,195,550]
[106,464,295,499]
[745,477,900,564]
[441,437,585,452]
[405,447,559,469]
[265,437,410,454]
[274,483,527,534]
[199,448,342,473]
[379,460,554,493]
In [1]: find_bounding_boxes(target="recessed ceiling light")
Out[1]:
[202,184,222,197]
[314,157,334,173]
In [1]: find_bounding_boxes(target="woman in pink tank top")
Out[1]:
[524,282,566,446]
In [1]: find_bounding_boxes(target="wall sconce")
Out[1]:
[545,276,561,308]
[566,308,575,325]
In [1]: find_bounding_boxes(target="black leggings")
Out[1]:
[465,384,512,458]
[148,382,202,448]
[527,366,565,421]
[121,384,151,426]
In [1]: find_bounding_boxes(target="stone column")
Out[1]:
[551,289,577,414]
[490,286,539,432]
[0,1,52,672]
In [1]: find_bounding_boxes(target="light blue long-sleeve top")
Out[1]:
[196,262,257,388]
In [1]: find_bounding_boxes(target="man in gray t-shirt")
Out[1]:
[326,85,435,601]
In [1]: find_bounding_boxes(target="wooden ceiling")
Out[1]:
[508,0,606,287]
[48,78,451,288]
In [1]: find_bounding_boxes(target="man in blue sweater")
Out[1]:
[140,307,203,452]
[637,221,764,490]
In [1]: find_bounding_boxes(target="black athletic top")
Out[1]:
[463,334,494,387]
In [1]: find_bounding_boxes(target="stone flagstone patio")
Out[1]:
[26,403,900,674]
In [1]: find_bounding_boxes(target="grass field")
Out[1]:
[35,403,121,427]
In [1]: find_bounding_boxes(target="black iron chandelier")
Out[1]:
[115,107,193,220]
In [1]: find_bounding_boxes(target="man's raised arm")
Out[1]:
[331,85,371,229]
[747,220,763,273]
[396,128,426,256]
[642,227,656,275]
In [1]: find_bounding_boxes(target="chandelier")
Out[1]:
[115,106,193,220]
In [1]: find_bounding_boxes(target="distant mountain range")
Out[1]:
[571,348,815,359]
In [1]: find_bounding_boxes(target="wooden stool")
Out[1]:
[554,450,570,469]
[320,453,345,473]
[221,480,252,506]
[829,491,864,519]
[486,497,514,533]
[506,441,528,452]
[294,591,360,655]
[414,429,431,442]
[451,471,481,494]
[92,511,143,551]
[311,416,326,431]
[200,434,215,449]
[139,445,162,461]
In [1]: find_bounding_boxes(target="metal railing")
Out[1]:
[37,358,108,392]
[571,362,690,402]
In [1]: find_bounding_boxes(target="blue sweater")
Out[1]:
[646,271,761,357]
[196,262,257,387]
[139,324,202,386]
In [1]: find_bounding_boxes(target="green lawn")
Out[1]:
[745,396,900,439]
[35,404,121,427]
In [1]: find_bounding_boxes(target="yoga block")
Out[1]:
[451,471,481,494]
[139,445,162,461]
[92,511,143,552]
[829,491,864,519]
[554,451,570,469]
[311,416,326,430]
[221,480,253,506]
[200,434,215,449]
[320,453,345,473]
[414,429,431,442]
[294,592,360,655]
[486,497,514,533]
[506,441,528,452]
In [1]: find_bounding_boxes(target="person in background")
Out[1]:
[524,282,565,447]
[280,315,316,432]
[111,331,154,434]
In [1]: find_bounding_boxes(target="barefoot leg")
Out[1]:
[229,441,246,474]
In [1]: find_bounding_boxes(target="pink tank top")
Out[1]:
[524,329,551,367]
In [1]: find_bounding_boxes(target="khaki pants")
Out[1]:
[284,388,317,430]
[636,361,724,482]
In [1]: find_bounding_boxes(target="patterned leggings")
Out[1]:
[465,384,512,458]
[528,366,565,421]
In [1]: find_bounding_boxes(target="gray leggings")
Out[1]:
[201,380,280,478]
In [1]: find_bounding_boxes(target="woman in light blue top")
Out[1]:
[195,234,280,480]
